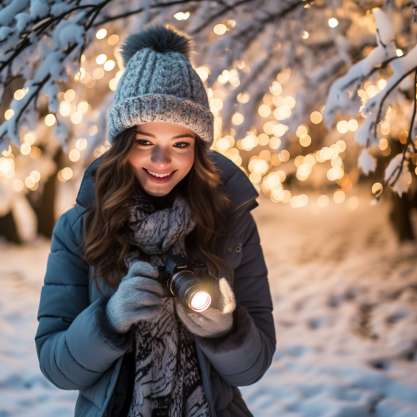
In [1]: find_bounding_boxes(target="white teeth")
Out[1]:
[146,169,172,178]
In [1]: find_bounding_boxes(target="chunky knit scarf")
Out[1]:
[124,189,211,417]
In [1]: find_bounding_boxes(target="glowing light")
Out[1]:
[296,164,312,181]
[107,34,119,46]
[328,17,339,28]
[44,113,56,127]
[69,149,81,162]
[396,49,404,57]
[379,138,389,151]
[377,79,387,90]
[76,138,88,151]
[348,119,358,132]
[109,78,118,91]
[14,88,28,100]
[104,59,116,71]
[96,53,107,65]
[96,28,107,39]
[299,134,312,147]
[262,171,283,192]
[310,111,323,124]
[333,190,345,204]
[296,125,308,137]
[248,158,269,175]
[302,30,310,40]
[270,81,282,96]
[231,112,244,126]
[335,140,346,153]
[258,104,271,118]
[276,69,291,84]
[213,24,227,35]
[74,68,86,81]
[237,92,250,103]
[271,188,291,203]
[64,89,76,102]
[215,136,234,152]
[189,291,211,312]
[371,182,383,195]
[20,143,31,155]
[25,176,37,190]
[258,133,269,146]
[327,166,344,181]
[336,120,349,134]
[271,123,288,137]
[0,157,15,178]
[269,137,281,150]
[4,109,14,120]
[196,66,210,82]
[77,101,89,114]
[58,167,73,182]
[278,149,290,162]
[70,112,83,125]
[274,105,291,121]
[211,98,223,112]
[174,11,191,21]
[249,172,263,184]
[238,133,258,151]
[284,96,296,109]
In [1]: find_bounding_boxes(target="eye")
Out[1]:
[135,138,152,146]
[174,142,191,149]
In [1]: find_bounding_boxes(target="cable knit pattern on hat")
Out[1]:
[107,25,213,144]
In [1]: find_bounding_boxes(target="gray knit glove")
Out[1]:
[175,277,237,338]
[105,260,165,334]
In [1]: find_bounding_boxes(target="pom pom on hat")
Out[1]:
[120,24,193,66]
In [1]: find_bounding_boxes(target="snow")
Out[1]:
[1,186,417,417]
[373,9,394,46]
[30,0,49,20]
[384,154,412,197]
[358,148,377,175]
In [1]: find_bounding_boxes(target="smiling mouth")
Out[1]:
[143,168,176,180]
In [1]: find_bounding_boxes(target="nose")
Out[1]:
[151,145,171,165]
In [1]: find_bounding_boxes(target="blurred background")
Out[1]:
[0,1,417,416]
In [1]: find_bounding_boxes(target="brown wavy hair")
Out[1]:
[82,126,233,289]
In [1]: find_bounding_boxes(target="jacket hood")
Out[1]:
[75,150,259,212]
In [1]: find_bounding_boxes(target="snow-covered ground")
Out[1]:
[1,187,417,417]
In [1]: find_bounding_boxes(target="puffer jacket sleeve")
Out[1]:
[34,206,133,390]
[195,208,276,386]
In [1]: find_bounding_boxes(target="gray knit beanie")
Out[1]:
[107,24,214,145]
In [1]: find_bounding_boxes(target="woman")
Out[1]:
[35,24,276,417]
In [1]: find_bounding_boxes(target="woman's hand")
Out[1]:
[105,260,165,334]
[175,277,236,338]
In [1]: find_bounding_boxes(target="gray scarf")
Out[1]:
[125,190,211,417]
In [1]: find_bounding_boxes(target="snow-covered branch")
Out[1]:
[324,8,417,197]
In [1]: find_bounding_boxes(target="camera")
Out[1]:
[158,253,214,312]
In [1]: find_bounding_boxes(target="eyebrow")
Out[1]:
[136,129,196,139]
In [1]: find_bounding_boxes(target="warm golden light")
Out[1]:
[44,113,56,127]
[96,28,107,39]
[189,291,211,312]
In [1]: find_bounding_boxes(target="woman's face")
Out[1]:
[127,121,196,197]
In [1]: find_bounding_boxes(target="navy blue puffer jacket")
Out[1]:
[34,150,276,417]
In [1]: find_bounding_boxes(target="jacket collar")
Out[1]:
[76,150,258,212]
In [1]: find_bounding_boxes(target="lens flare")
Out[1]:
[189,291,212,312]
